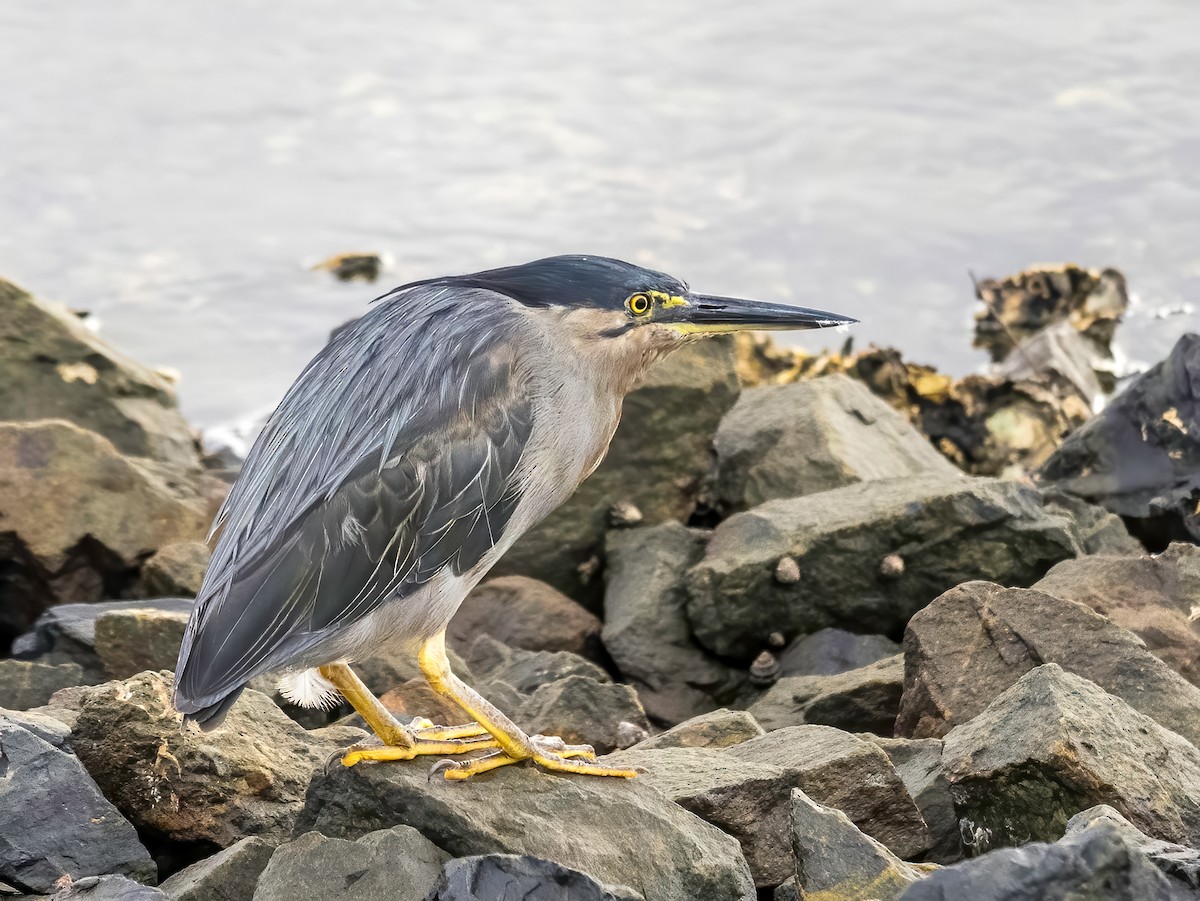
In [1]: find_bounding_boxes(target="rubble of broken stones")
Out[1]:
[1,264,1198,900]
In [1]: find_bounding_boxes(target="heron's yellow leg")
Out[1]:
[417,632,637,780]
[317,663,498,765]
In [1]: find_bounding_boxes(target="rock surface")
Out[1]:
[252,827,448,901]
[137,541,211,598]
[69,670,337,847]
[603,522,740,725]
[449,576,604,662]
[895,581,1200,748]
[0,710,155,894]
[778,627,901,677]
[428,855,645,901]
[685,474,1081,660]
[714,374,958,513]
[0,659,90,709]
[632,708,764,750]
[158,836,275,901]
[941,665,1200,849]
[515,675,649,755]
[1033,543,1200,684]
[296,760,757,901]
[93,607,190,678]
[867,736,960,864]
[748,655,904,735]
[51,875,168,900]
[493,338,740,607]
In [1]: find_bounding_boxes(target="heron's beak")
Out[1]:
[665,294,858,335]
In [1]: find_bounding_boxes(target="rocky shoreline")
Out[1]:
[1,264,1198,900]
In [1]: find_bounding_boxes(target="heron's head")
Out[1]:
[426,255,857,385]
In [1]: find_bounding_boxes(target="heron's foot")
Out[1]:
[408,717,491,742]
[430,733,637,781]
[341,724,498,767]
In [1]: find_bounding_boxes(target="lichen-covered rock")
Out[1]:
[252,827,448,901]
[138,541,211,598]
[747,655,903,735]
[428,855,645,901]
[685,475,1081,661]
[450,576,604,662]
[93,607,190,678]
[0,710,155,893]
[0,421,212,648]
[791,789,932,900]
[158,836,275,901]
[295,758,757,901]
[778,627,900,677]
[941,665,1200,850]
[1033,543,1200,685]
[515,676,649,755]
[0,659,89,710]
[713,375,958,513]
[603,523,741,725]
[494,338,740,607]
[632,709,764,751]
[69,670,337,847]
[895,581,1200,748]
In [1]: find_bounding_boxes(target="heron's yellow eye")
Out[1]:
[628,293,651,316]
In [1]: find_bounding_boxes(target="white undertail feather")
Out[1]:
[278,668,341,710]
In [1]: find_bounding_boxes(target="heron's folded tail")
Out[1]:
[177,686,244,732]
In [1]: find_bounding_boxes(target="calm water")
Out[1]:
[1,2,1196,432]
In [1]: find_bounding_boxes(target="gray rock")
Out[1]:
[865,737,960,864]
[603,523,741,725]
[70,670,336,847]
[450,576,605,663]
[773,877,800,901]
[137,541,211,598]
[0,660,88,710]
[1033,543,1200,685]
[747,654,904,735]
[898,805,1198,900]
[941,665,1200,849]
[515,676,649,755]
[427,855,644,901]
[779,627,901,677]
[493,338,740,608]
[0,712,155,894]
[995,320,1105,407]
[632,709,764,751]
[51,876,168,900]
[464,636,609,695]
[253,827,448,901]
[159,837,276,901]
[93,607,190,678]
[791,789,932,900]
[686,475,1081,660]
[1039,332,1200,545]
[1041,490,1145,556]
[1066,806,1200,890]
[895,581,1200,748]
[296,758,756,901]
[726,726,930,860]
[714,374,958,513]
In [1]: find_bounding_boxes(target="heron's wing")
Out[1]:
[175,294,534,711]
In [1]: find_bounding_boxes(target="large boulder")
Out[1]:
[941,665,1200,849]
[69,670,339,847]
[603,522,741,725]
[514,675,649,755]
[494,338,740,607]
[1039,332,1200,546]
[895,581,1200,748]
[747,654,904,735]
[713,374,958,513]
[0,421,212,648]
[0,710,155,893]
[428,855,644,901]
[158,836,276,901]
[1033,543,1200,685]
[93,606,191,678]
[0,277,199,468]
[632,709,764,751]
[296,759,757,901]
[686,475,1082,660]
[778,627,900,677]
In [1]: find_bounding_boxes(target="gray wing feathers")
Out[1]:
[175,287,535,710]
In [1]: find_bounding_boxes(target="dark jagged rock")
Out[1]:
[895,581,1200,748]
[791,789,932,900]
[1039,332,1200,547]
[685,475,1081,661]
[157,836,275,901]
[449,576,604,663]
[70,670,337,847]
[0,659,89,710]
[0,710,155,894]
[747,655,903,735]
[898,804,1198,900]
[428,855,645,901]
[295,760,756,901]
[778,627,900,677]
[713,375,958,513]
[253,827,448,901]
[1034,543,1200,685]
[866,737,961,864]
[603,523,741,725]
[494,338,740,608]
[515,676,649,755]
[632,709,764,751]
[941,665,1200,850]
